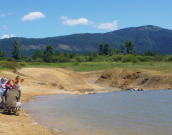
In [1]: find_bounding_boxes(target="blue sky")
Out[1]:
[0,0,172,39]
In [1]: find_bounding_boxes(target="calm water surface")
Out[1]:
[23,90,172,135]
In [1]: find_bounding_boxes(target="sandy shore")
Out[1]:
[0,68,116,135]
[0,67,171,135]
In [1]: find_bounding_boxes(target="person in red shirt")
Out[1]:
[3,79,13,97]
[6,79,13,89]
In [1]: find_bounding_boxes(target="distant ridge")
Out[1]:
[0,25,172,56]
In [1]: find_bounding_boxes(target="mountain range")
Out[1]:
[0,25,172,57]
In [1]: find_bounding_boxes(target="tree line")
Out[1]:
[0,39,171,64]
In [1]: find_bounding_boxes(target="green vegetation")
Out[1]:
[12,40,20,60]
[0,38,171,73]
[0,60,172,74]
[19,61,172,73]
[71,61,172,73]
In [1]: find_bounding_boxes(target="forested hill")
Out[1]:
[1,25,172,56]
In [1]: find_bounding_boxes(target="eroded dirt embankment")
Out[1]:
[96,68,172,90]
[0,68,108,135]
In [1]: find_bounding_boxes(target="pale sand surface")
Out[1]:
[0,68,109,135]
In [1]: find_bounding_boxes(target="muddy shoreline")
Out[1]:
[0,67,171,135]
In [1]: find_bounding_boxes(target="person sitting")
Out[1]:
[3,84,20,116]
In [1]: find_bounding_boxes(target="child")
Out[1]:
[12,76,24,101]
[3,79,13,97]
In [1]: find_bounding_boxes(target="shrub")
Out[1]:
[167,56,172,61]
[24,57,33,62]
[2,59,20,71]
[75,56,86,62]
[34,58,44,62]
[19,61,26,67]
[137,56,153,62]
[51,56,59,63]
[122,55,140,63]
[153,55,163,61]
[58,57,69,63]
[112,55,124,61]
[69,58,77,63]
[163,55,172,62]
[92,56,107,62]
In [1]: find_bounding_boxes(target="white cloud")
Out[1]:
[1,34,9,39]
[95,20,118,31]
[60,16,93,26]
[60,16,118,31]
[21,12,45,21]
[1,34,15,39]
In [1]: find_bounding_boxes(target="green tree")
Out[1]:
[145,50,154,56]
[120,43,124,54]
[12,40,20,60]
[112,48,121,55]
[56,51,64,56]
[33,50,44,59]
[109,48,113,56]
[0,42,5,58]
[103,43,109,55]
[99,43,104,55]
[125,40,135,55]
[88,52,98,57]
[44,45,54,63]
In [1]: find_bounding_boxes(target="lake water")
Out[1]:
[23,90,172,135]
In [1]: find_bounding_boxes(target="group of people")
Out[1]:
[0,76,24,114]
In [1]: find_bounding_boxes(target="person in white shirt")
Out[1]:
[0,77,8,107]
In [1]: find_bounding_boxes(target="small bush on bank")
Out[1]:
[2,59,20,71]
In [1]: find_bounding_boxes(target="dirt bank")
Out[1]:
[1,67,171,135]
[96,68,172,90]
[0,68,110,135]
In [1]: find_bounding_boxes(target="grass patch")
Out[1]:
[73,61,172,73]
[24,62,76,68]
[0,61,171,74]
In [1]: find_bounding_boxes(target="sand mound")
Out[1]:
[96,68,172,90]
[17,68,103,93]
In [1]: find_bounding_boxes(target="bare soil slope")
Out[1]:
[0,68,105,135]
[17,68,104,93]
[96,68,172,90]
